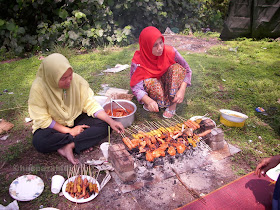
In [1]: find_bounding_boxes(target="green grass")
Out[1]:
[0,36,279,176]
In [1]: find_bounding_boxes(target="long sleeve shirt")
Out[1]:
[130,47,192,102]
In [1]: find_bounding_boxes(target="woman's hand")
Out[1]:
[146,100,159,112]
[109,120,125,134]
[95,110,125,133]
[69,125,90,137]
[173,82,187,104]
[255,155,280,177]
[141,95,159,112]
[173,88,185,104]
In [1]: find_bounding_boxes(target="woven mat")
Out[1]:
[179,172,275,210]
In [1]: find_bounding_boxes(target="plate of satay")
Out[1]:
[62,165,100,203]
[62,175,100,203]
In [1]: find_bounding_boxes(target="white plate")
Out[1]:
[266,163,280,181]
[9,175,44,201]
[62,175,100,203]
[189,116,216,127]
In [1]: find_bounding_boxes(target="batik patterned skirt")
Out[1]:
[143,63,186,108]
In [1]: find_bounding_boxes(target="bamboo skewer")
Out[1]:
[125,129,134,135]
[161,120,171,127]
[95,169,100,184]
[125,127,134,133]
[145,120,156,130]
[171,167,206,204]
[175,113,187,122]
[143,123,153,131]
[151,121,160,129]
[171,117,181,124]
[153,121,161,128]
[120,133,126,138]
[132,125,145,132]
[127,126,137,133]
[67,165,72,183]
[89,165,93,182]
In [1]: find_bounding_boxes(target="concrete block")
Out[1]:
[208,128,224,142]
[209,140,225,150]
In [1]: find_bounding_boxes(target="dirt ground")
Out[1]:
[0,34,250,210]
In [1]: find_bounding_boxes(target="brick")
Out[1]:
[115,170,136,182]
[108,143,134,173]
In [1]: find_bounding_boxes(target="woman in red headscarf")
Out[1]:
[130,26,192,118]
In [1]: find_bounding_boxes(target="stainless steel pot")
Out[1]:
[103,99,137,128]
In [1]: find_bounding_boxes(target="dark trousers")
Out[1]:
[32,113,109,154]
[272,175,280,210]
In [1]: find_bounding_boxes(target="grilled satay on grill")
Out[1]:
[121,119,211,162]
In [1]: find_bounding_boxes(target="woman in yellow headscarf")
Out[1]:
[28,53,124,164]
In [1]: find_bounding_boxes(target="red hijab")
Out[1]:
[130,26,175,87]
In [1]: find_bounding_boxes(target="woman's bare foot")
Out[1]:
[83,147,94,154]
[57,142,79,165]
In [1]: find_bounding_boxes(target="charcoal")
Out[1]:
[143,172,154,181]
[154,158,164,166]
[168,157,175,164]
[146,161,154,169]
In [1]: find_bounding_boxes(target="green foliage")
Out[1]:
[198,0,230,31]
[0,0,230,57]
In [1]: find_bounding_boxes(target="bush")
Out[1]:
[0,0,229,57]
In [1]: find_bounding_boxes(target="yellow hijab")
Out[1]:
[29,53,102,133]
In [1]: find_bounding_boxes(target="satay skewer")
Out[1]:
[135,125,147,132]
[145,120,156,130]
[143,123,153,131]
[131,125,145,132]
[162,119,174,127]
[67,165,71,181]
[152,121,161,128]
[89,165,93,182]
[150,121,160,129]
[175,113,188,122]
[161,120,171,127]
[125,129,134,135]
[126,127,136,134]
[171,117,181,124]
[95,169,100,184]
[166,118,177,126]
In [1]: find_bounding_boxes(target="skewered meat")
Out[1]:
[176,143,186,154]
[168,146,176,156]
[183,127,193,137]
[146,151,154,162]
[122,137,134,150]
[65,176,98,199]
[121,116,213,162]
